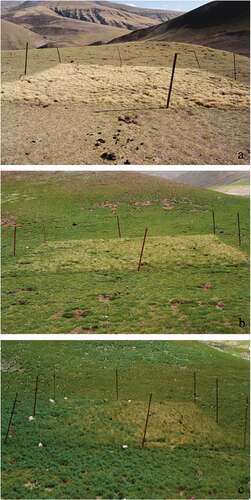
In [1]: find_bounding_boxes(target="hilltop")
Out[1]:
[110,1,250,56]
[2,1,181,48]
[148,171,250,188]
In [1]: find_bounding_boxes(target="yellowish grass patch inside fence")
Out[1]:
[15,235,248,273]
[2,63,249,110]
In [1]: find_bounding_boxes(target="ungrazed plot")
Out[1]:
[2,63,249,110]
[11,235,247,273]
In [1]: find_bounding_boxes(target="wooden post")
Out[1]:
[117,47,122,67]
[215,378,219,424]
[33,376,39,417]
[166,53,178,109]
[193,50,200,69]
[56,47,62,64]
[115,368,119,401]
[43,223,46,243]
[233,53,237,80]
[13,224,17,257]
[212,209,216,235]
[24,42,29,76]
[237,212,241,247]
[142,393,152,448]
[116,216,121,238]
[53,368,56,401]
[137,228,148,272]
[243,395,249,449]
[4,393,18,444]
[193,371,197,403]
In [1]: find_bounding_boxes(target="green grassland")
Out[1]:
[1,341,250,499]
[1,172,250,333]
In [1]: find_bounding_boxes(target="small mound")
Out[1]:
[1,63,249,110]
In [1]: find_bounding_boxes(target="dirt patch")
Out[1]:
[1,360,23,372]
[200,282,214,291]
[50,308,65,320]
[98,201,118,211]
[162,199,174,210]
[1,215,16,227]
[98,294,116,302]
[70,326,97,333]
[133,200,153,207]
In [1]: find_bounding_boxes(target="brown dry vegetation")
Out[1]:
[1,41,250,165]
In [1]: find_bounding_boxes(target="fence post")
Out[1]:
[117,47,122,67]
[142,393,152,448]
[193,50,200,69]
[193,372,197,403]
[137,228,148,272]
[243,395,249,448]
[237,212,241,247]
[215,378,219,424]
[24,42,29,75]
[56,47,62,64]
[233,53,237,80]
[115,368,119,401]
[13,224,17,257]
[212,209,216,235]
[117,216,121,238]
[53,368,56,401]
[4,393,18,444]
[166,53,178,108]
[33,376,39,417]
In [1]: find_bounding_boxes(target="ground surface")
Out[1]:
[1,172,249,334]
[1,341,250,499]
[1,41,250,165]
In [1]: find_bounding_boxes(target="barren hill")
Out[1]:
[148,171,250,188]
[2,1,181,48]
[110,1,250,56]
[1,19,46,49]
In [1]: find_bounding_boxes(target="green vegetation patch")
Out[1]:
[1,341,250,499]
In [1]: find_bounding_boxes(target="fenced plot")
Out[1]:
[2,365,250,451]
[1,203,250,333]
[1,41,249,112]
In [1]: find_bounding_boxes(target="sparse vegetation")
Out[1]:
[1,40,249,165]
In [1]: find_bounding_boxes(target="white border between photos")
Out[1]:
[1,164,251,171]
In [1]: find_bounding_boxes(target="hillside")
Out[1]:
[2,1,181,48]
[110,1,250,56]
[148,171,250,188]
[1,19,47,49]
[1,172,249,334]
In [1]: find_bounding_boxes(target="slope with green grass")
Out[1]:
[1,341,250,499]
[1,172,250,333]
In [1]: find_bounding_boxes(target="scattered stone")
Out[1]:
[101,152,117,161]
[124,160,131,164]
[118,115,138,125]
[216,301,225,309]
[200,282,213,291]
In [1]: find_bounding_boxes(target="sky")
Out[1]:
[107,0,209,11]
[3,0,209,13]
